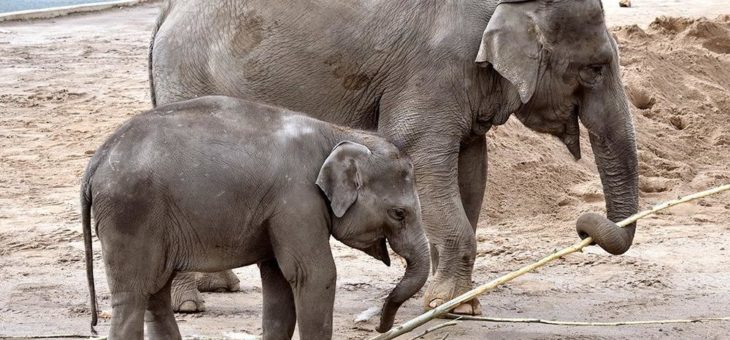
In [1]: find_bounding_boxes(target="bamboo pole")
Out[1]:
[370,184,730,340]
[442,313,730,326]
[406,317,461,340]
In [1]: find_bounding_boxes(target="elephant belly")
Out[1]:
[176,227,274,273]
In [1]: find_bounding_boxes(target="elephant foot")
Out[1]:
[177,300,204,313]
[171,272,206,313]
[426,297,482,315]
[196,270,241,292]
[423,279,482,315]
[451,298,481,315]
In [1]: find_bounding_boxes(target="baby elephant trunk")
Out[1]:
[377,229,430,333]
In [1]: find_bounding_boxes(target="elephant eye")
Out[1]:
[579,64,606,87]
[388,208,406,221]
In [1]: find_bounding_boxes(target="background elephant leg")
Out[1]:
[447,135,487,315]
[398,137,480,316]
[429,245,439,275]
[430,137,486,276]
[196,270,241,292]
[259,259,296,340]
[170,272,205,312]
[145,275,181,340]
[458,136,487,231]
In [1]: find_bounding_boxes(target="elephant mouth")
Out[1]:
[561,104,581,160]
[363,238,391,266]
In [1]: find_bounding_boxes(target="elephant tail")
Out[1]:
[81,162,98,335]
[148,0,171,107]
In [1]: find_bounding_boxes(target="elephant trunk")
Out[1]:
[377,227,430,332]
[578,80,639,255]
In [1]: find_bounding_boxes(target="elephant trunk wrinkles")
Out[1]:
[580,98,639,255]
[377,229,430,333]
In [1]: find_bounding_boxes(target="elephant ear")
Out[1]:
[475,0,542,104]
[316,141,372,218]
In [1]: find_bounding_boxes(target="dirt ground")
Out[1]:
[1,1,729,339]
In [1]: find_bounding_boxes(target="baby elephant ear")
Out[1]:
[316,141,372,218]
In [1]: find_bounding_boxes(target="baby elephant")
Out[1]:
[80,96,430,340]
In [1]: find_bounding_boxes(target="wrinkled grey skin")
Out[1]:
[150,0,639,314]
[81,96,430,339]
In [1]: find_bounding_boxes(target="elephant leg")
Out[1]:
[396,135,479,315]
[102,222,169,339]
[259,259,296,340]
[458,136,487,231]
[170,272,205,312]
[430,137,486,276]
[283,259,336,339]
[268,214,336,339]
[449,135,487,315]
[196,270,241,292]
[145,275,181,340]
[429,245,439,275]
[108,291,148,340]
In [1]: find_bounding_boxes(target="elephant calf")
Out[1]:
[80,96,430,340]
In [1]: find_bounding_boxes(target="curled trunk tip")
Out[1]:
[576,212,635,255]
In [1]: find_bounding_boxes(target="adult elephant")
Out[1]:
[149,0,639,315]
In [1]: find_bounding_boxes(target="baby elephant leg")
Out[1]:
[108,291,148,340]
[145,276,181,340]
[277,252,337,339]
[259,259,296,340]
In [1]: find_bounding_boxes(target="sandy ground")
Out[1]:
[1,1,729,339]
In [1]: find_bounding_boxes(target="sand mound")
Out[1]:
[648,15,730,39]
[485,15,730,226]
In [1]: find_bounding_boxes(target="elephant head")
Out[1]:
[476,0,639,254]
[316,140,430,332]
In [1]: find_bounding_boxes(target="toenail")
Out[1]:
[429,299,444,308]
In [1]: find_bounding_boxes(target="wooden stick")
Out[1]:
[369,184,730,340]
[406,317,461,340]
[443,313,730,326]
